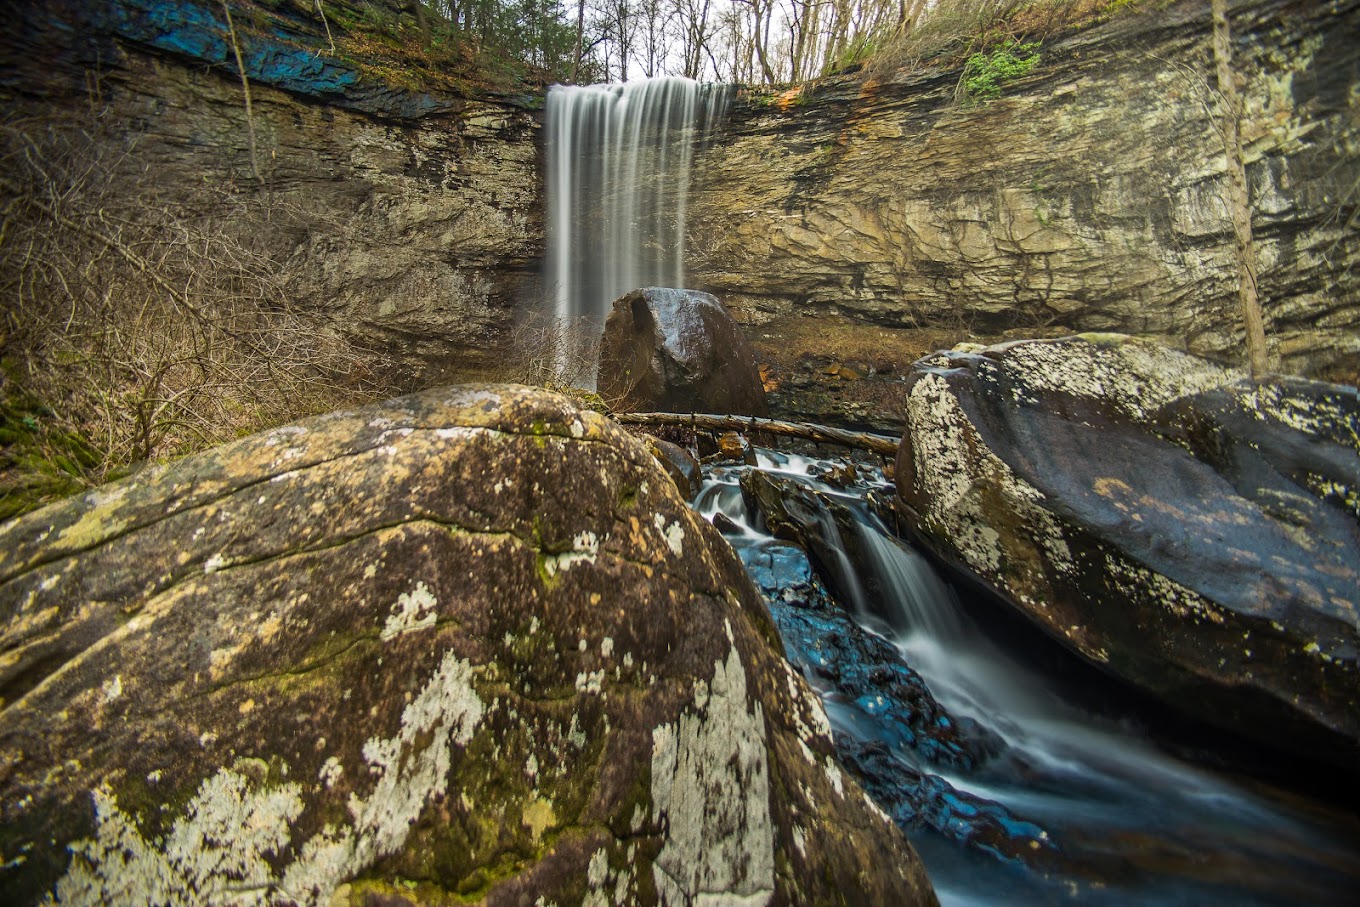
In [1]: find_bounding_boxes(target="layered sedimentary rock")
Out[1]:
[2,0,541,383]
[690,0,1360,384]
[0,384,936,906]
[895,334,1360,770]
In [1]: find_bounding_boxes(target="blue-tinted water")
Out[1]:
[695,449,1360,905]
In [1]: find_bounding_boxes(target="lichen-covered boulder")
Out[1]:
[598,287,769,416]
[0,384,935,906]
[896,335,1360,770]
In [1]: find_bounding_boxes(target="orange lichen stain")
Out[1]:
[773,86,804,111]
[1092,477,1133,498]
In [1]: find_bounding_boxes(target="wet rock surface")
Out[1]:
[896,334,1360,770]
[0,385,935,906]
[598,288,769,416]
[702,451,1360,905]
[712,483,1055,872]
[643,436,703,499]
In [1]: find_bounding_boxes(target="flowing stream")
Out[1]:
[694,450,1360,905]
[544,78,730,376]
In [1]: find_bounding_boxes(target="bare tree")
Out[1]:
[1211,0,1268,377]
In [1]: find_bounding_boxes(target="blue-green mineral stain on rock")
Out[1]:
[99,0,356,93]
[79,0,462,119]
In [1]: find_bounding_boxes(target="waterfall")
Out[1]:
[544,78,731,378]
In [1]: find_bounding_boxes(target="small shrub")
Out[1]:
[962,39,1042,100]
[491,308,606,400]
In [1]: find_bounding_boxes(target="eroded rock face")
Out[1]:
[895,335,1360,769]
[2,0,541,385]
[690,0,1360,382]
[0,385,934,906]
[598,288,770,416]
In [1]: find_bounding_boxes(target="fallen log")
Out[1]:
[612,411,900,456]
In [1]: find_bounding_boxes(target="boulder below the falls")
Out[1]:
[0,385,934,906]
[598,287,769,416]
[895,335,1360,770]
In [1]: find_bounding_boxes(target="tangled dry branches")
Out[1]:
[0,111,396,514]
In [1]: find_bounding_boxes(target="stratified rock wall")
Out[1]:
[690,0,1360,380]
[1,0,541,384]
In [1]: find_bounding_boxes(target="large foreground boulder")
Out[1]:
[598,287,769,416]
[896,336,1360,770]
[0,385,934,906]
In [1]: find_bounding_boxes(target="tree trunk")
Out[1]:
[613,411,901,456]
[572,0,586,82]
[1211,0,1268,377]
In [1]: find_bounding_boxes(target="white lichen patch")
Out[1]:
[203,553,229,575]
[48,650,485,906]
[568,714,587,750]
[823,757,844,798]
[649,645,774,906]
[266,425,309,446]
[100,675,123,704]
[434,427,481,441]
[381,581,439,640]
[652,513,686,558]
[44,771,305,907]
[575,670,604,694]
[863,791,893,826]
[1005,337,1238,420]
[905,372,1078,582]
[905,376,1007,574]
[782,662,833,748]
[319,757,344,790]
[543,531,601,577]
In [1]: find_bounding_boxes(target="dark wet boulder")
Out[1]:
[840,742,1057,869]
[598,287,769,416]
[740,469,866,613]
[643,436,702,500]
[0,385,935,906]
[896,335,1360,770]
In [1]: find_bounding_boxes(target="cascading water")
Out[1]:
[544,78,730,379]
[694,449,1360,906]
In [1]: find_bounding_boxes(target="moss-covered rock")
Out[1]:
[896,335,1360,771]
[0,384,935,906]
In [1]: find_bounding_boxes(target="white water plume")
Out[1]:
[544,77,731,381]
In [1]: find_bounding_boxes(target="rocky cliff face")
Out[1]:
[1,0,542,384]
[689,0,1360,393]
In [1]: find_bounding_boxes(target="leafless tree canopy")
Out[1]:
[572,0,1113,83]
